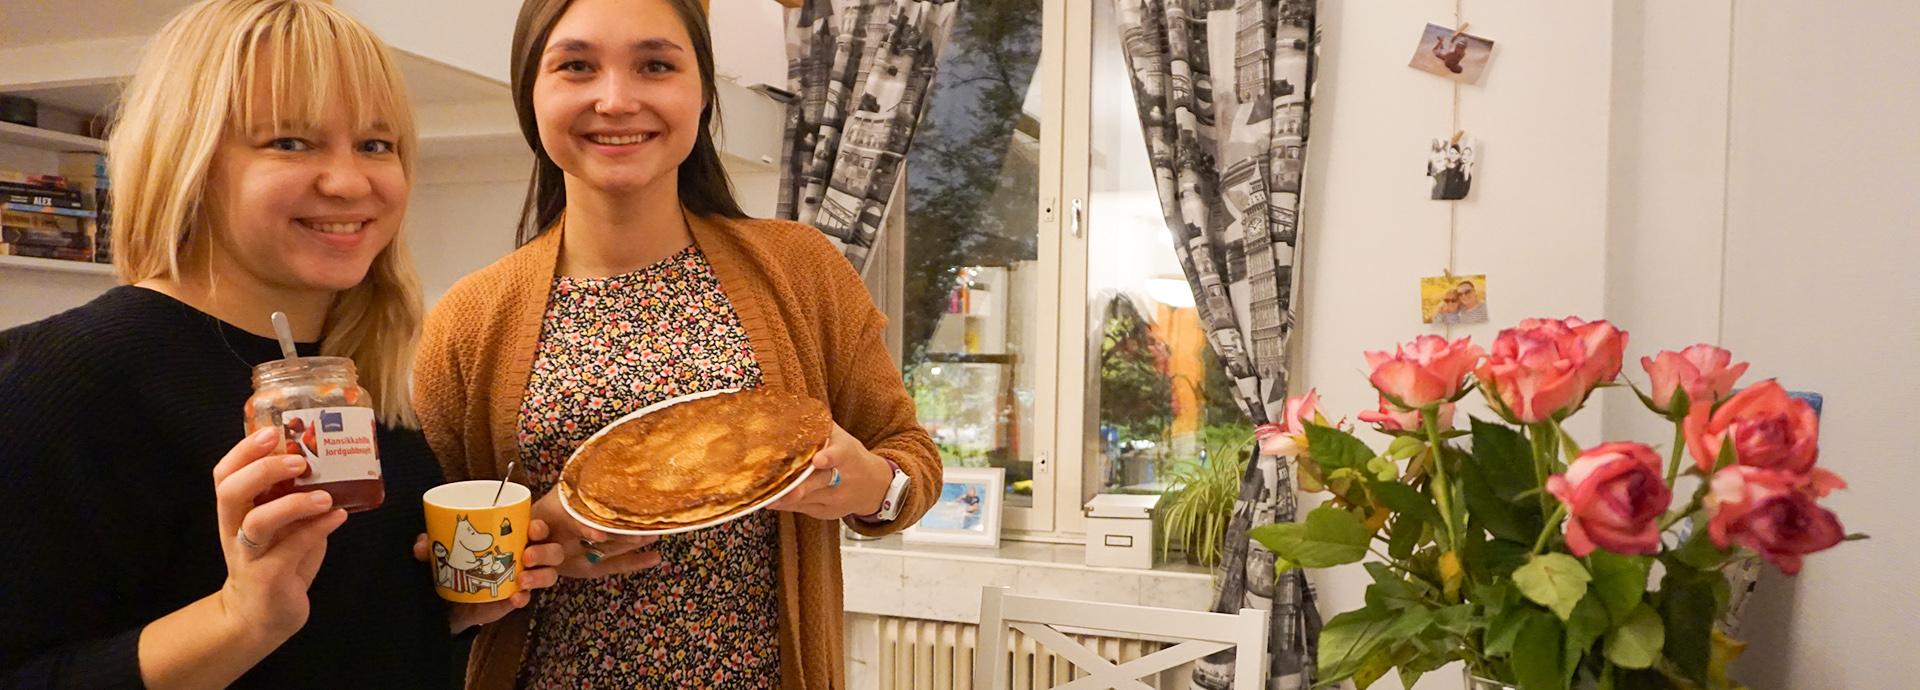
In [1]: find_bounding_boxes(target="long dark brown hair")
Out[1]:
[509,0,746,246]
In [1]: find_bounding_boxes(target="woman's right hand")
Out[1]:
[530,490,660,579]
[210,427,349,644]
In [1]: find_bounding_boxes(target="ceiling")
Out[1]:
[0,1,195,48]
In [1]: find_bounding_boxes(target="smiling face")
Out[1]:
[531,0,704,199]
[200,63,408,297]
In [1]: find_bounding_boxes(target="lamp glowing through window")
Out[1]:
[1144,276,1196,309]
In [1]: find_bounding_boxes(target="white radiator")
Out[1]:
[865,615,1193,690]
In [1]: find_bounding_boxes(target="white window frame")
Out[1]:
[886,0,1131,540]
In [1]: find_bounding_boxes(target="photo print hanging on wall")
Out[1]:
[1409,23,1495,84]
[1420,273,1489,325]
[1427,133,1477,201]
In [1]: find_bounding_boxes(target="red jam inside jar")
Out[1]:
[244,356,385,512]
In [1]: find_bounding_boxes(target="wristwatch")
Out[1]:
[858,460,910,523]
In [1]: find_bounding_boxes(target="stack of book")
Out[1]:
[59,152,112,263]
[1,152,109,264]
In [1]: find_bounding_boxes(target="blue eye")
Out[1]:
[269,138,310,152]
[360,139,396,155]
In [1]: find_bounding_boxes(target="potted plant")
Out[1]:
[1157,436,1251,568]
[1250,319,1861,689]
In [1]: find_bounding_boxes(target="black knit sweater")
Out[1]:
[0,286,457,688]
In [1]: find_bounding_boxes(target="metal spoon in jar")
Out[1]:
[269,311,299,361]
[266,311,319,461]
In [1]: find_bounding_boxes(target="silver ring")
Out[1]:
[235,527,265,551]
[827,467,843,488]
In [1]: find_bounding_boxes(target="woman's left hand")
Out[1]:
[412,519,566,634]
[767,423,891,521]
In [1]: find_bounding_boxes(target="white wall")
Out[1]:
[1299,0,1920,687]
[1711,2,1920,687]
[1297,3,1614,684]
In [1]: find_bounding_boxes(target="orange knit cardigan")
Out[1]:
[412,212,941,690]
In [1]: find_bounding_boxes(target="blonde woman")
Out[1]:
[0,1,561,687]
[414,0,941,687]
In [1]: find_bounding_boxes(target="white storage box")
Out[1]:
[1083,494,1162,569]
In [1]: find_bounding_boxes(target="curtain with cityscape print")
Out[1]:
[1113,1,1321,687]
[778,0,958,273]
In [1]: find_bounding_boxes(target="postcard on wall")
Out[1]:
[1421,273,1488,325]
[1409,23,1495,84]
[1427,134,1477,201]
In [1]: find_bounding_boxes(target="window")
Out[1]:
[888,0,1249,537]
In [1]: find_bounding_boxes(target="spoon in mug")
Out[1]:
[492,461,516,507]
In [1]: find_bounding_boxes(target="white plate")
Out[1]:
[556,388,815,536]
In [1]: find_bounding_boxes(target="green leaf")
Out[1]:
[1371,481,1442,525]
[1484,607,1528,658]
[1362,562,1424,611]
[1470,417,1540,501]
[1604,604,1665,669]
[1365,455,1399,482]
[1462,468,1534,542]
[1562,594,1608,684]
[1586,551,1653,625]
[1305,423,1375,473]
[1511,609,1569,690]
[1468,537,1534,581]
[1387,513,1424,560]
[1351,646,1396,690]
[1316,605,1434,683]
[1515,553,1593,620]
[1386,434,1426,460]
[1479,580,1519,618]
[1433,604,1478,635]
[1671,519,1735,571]
[1660,568,1721,685]
[1249,505,1369,569]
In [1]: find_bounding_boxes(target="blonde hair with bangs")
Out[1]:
[109,0,423,427]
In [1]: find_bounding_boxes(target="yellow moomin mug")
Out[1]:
[423,480,531,603]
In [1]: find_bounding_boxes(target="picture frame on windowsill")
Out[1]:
[902,467,1004,548]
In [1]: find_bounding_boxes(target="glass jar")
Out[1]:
[244,356,384,512]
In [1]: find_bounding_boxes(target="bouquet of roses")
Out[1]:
[1249,317,1860,690]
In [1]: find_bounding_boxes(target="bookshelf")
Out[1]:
[0,255,113,276]
[0,121,106,154]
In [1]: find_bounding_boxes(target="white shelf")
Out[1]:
[0,255,114,276]
[0,121,106,153]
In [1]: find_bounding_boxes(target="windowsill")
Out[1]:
[839,534,1217,624]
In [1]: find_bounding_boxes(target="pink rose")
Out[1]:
[1257,389,1325,457]
[1684,380,1819,474]
[1545,442,1672,557]
[1475,321,1583,423]
[1363,335,1484,409]
[1706,466,1847,574]
[1562,317,1628,388]
[1641,344,1750,414]
[1358,395,1455,432]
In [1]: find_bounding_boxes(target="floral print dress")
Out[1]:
[514,245,781,689]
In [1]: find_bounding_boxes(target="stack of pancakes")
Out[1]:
[560,389,832,531]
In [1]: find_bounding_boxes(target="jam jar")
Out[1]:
[243,356,384,512]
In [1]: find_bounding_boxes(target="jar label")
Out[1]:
[280,407,380,485]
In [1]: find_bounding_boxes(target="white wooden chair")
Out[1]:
[973,586,1268,690]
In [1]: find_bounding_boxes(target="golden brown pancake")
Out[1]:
[562,389,831,530]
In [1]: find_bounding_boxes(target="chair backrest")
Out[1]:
[973,586,1268,690]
